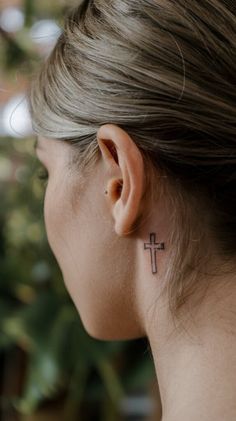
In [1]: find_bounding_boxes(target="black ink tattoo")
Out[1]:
[144,233,165,274]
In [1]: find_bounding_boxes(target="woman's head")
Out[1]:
[30,0,236,339]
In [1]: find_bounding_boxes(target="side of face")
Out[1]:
[35,126,147,340]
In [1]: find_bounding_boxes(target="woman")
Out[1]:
[30,0,236,419]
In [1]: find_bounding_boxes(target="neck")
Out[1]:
[146,276,236,421]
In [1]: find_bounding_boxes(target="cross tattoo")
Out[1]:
[144,233,165,274]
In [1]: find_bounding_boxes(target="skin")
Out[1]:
[36,124,236,421]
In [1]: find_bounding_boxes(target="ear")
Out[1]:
[97,124,145,236]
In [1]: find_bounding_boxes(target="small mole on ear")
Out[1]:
[105,190,108,194]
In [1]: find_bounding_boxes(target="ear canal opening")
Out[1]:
[117,179,123,195]
[110,179,123,200]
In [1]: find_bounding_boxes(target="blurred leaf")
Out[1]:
[0,28,26,68]
[96,358,125,405]
[24,0,35,27]
[14,349,62,414]
[122,354,155,391]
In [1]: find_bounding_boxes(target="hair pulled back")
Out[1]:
[29,0,236,321]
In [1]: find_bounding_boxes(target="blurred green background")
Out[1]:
[0,1,161,420]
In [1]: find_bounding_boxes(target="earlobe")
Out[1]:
[97,124,145,237]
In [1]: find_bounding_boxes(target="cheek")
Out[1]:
[43,173,141,341]
[43,180,73,266]
[43,177,87,289]
[44,182,58,242]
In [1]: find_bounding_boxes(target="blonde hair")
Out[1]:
[29,0,236,325]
